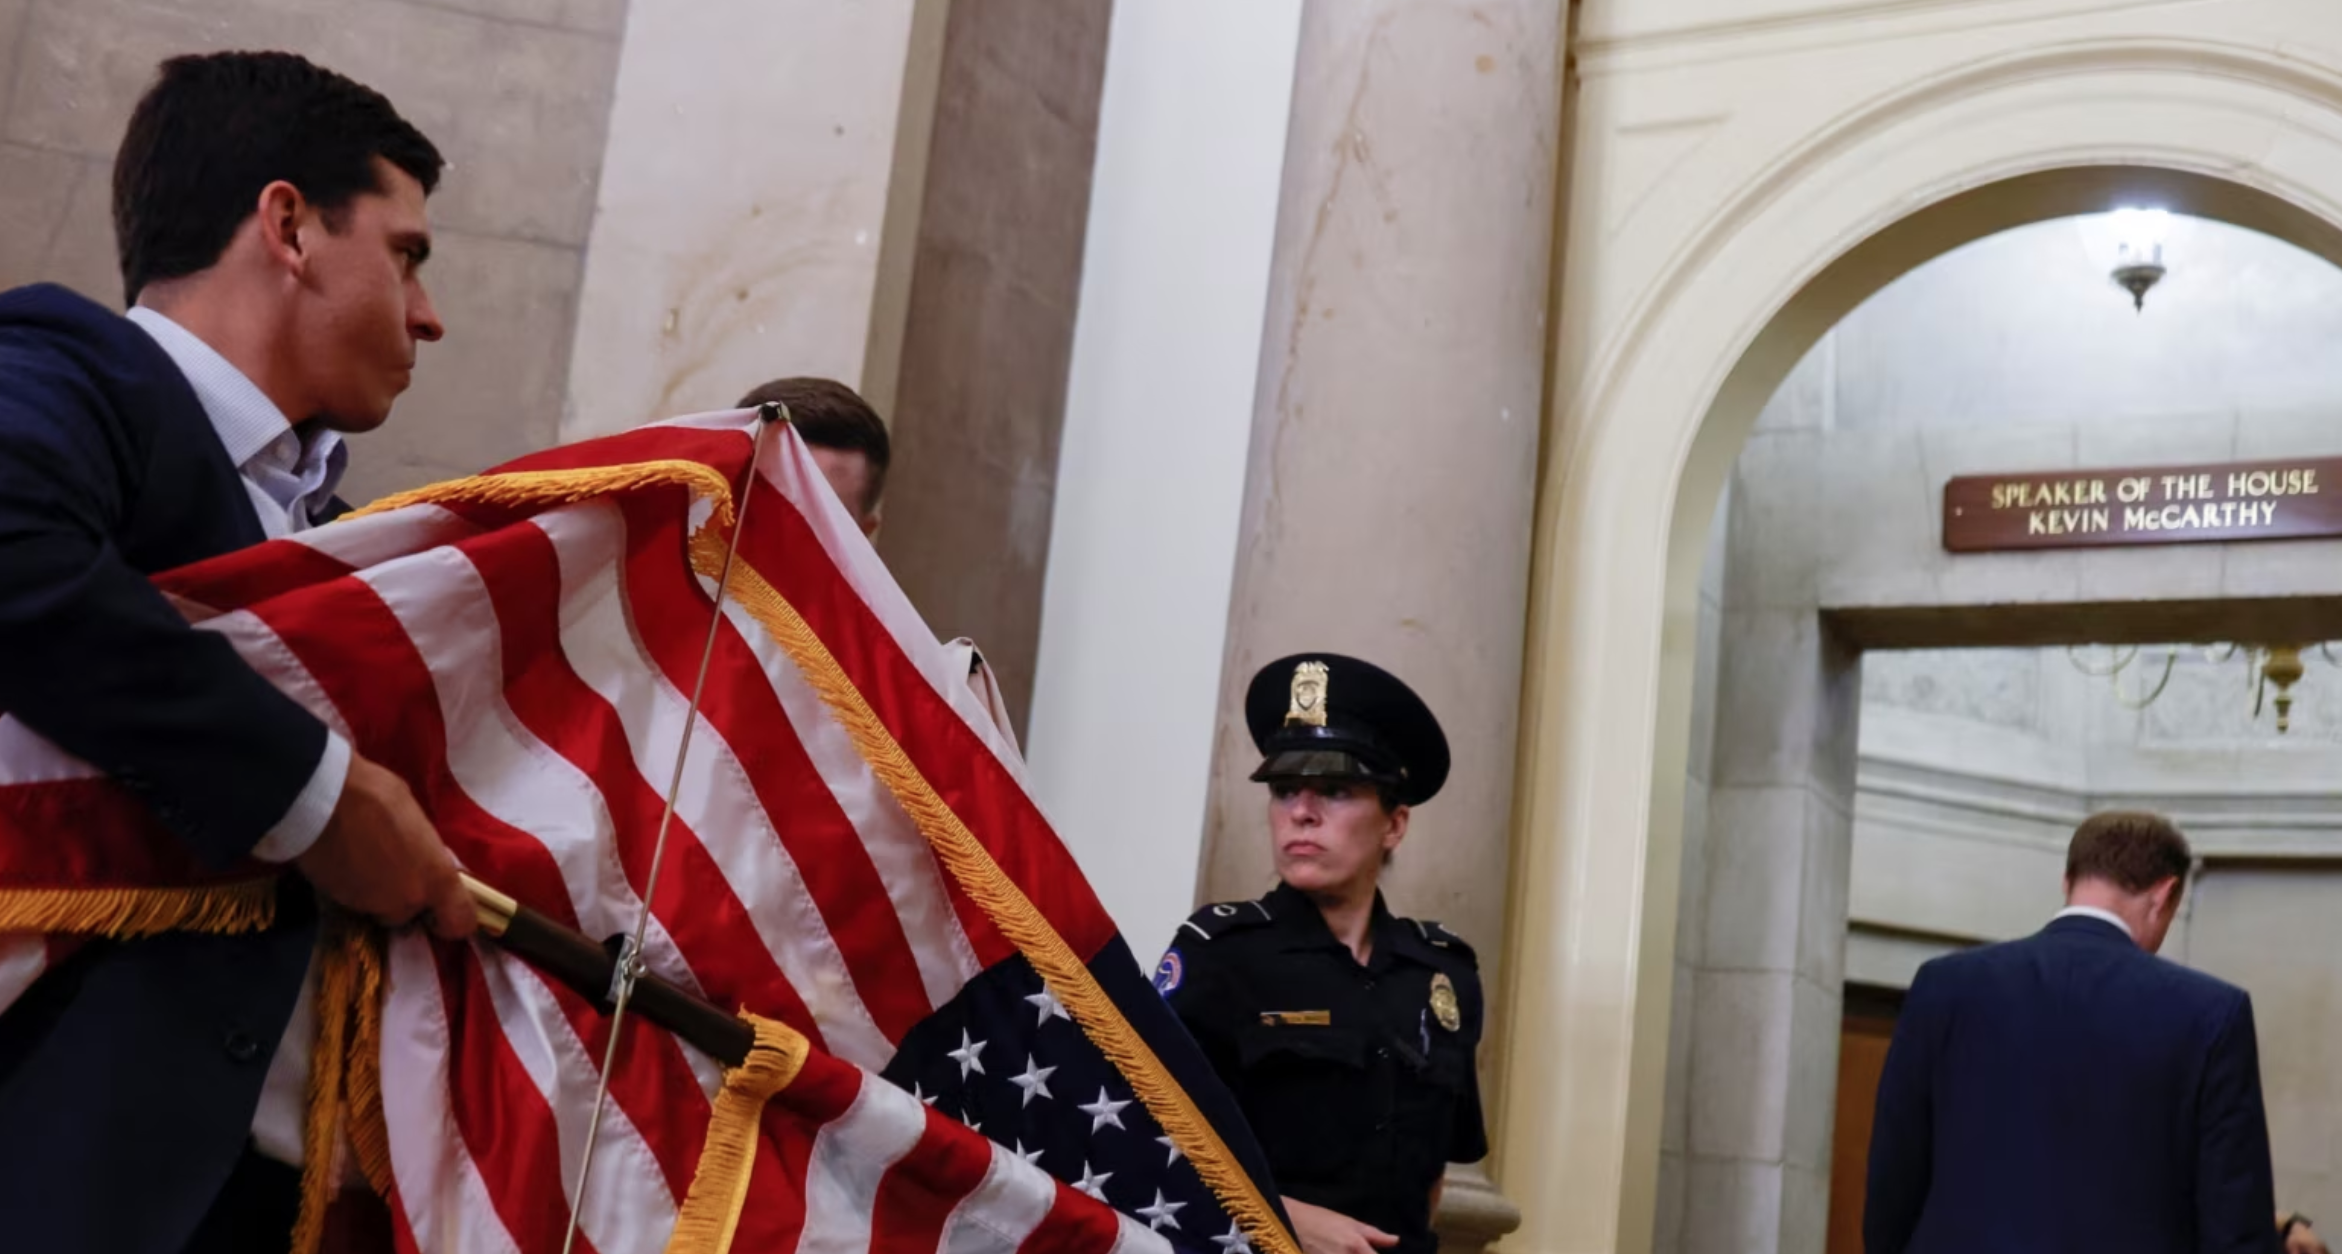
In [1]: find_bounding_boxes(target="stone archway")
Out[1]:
[1501,30,2342,1254]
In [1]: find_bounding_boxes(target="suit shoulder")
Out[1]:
[2152,955,2251,1008]
[1904,939,2012,998]
[1175,897,1279,944]
[1911,941,1991,978]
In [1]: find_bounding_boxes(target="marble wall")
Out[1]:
[0,0,627,504]
[2187,866,2342,1225]
[875,0,1113,734]
[561,0,924,441]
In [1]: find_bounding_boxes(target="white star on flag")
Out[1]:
[947,1029,988,1079]
[1078,1087,1131,1133]
[1025,985,1072,1028]
[1009,1054,1057,1107]
[1075,1161,1114,1201]
[1137,1189,1187,1232]
[1011,1139,1046,1166]
[1156,1134,1183,1166]
[911,1082,938,1107]
[1211,1223,1256,1254]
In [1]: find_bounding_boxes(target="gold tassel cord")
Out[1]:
[348,459,739,532]
[291,918,392,1254]
[291,916,360,1254]
[664,1014,811,1254]
[344,925,395,1197]
[691,531,1302,1254]
[0,879,275,937]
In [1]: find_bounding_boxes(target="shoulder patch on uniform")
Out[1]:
[1152,948,1185,995]
[1179,898,1275,942]
[1414,919,1477,959]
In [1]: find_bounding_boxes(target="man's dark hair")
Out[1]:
[113,51,444,304]
[734,377,892,514]
[2066,811,2192,895]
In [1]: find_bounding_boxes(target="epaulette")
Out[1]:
[1176,897,1278,942]
[1412,919,1477,960]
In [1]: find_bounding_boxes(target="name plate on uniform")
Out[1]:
[1943,457,2342,552]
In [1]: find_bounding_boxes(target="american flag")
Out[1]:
[0,410,1290,1254]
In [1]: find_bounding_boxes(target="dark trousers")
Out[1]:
[181,1144,393,1254]
[181,1146,298,1253]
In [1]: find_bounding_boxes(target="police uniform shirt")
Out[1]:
[1157,882,1487,1253]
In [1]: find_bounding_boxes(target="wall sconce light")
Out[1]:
[2108,207,2170,312]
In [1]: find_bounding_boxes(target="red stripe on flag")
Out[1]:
[771,1045,868,1127]
[438,942,601,1254]
[869,1109,996,1254]
[485,425,755,483]
[1015,1187,1129,1254]
[239,570,704,1196]
[0,778,255,887]
[737,476,1117,961]
[617,495,933,1044]
[751,1046,873,1254]
[152,536,360,613]
[453,516,825,1046]
[384,1177,421,1254]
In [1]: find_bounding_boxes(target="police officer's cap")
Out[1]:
[1244,653,1449,807]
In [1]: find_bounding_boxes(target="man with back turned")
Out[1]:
[1864,811,2278,1253]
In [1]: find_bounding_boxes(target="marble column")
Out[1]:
[876,0,1114,736]
[1194,1,1565,1243]
[1657,369,1865,1254]
[562,0,933,439]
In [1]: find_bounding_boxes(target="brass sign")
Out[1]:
[1943,457,2342,552]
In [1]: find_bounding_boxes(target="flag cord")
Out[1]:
[561,404,785,1254]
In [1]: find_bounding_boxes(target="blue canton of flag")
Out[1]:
[882,936,1282,1253]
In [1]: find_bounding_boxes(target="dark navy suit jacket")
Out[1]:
[1864,914,2279,1254]
[0,284,329,1251]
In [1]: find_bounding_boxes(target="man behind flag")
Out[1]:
[0,407,1295,1253]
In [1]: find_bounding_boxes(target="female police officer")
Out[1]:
[1154,654,1485,1254]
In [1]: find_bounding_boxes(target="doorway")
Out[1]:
[1653,208,2342,1254]
[1825,984,1902,1254]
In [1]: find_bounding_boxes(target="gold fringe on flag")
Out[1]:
[348,458,740,532]
[0,879,275,937]
[664,1013,811,1254]
[291,915,390,1254]
[346,926,396,1198]
[691,532,1303,1254]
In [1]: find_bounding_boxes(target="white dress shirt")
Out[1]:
[129,306,352,1167]
[2052,904,2134,940]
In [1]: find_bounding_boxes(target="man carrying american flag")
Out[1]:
[0,403,1302,1253]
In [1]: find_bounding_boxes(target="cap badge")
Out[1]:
[1429,972,1461,1032]
[1286,661,1330,728]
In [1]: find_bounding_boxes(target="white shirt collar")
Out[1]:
[127,306,345,535]
[2053,904,2134,940]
